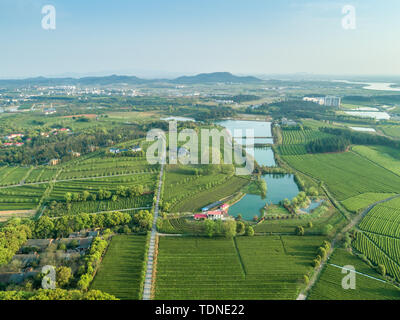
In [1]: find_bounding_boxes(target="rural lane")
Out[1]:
[143,155,165,300]
[296,194,400,300]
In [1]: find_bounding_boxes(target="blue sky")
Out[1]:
[0,0,399,78]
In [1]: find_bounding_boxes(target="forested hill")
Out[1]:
[0,72,263,87]
[172,72,263,84]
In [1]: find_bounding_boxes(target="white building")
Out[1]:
[324,96,341,107]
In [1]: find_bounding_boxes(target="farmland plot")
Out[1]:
[309,248,400,300]
[91,235,148,300]
[353,198,400,281]
[164,165,249,212]
[341,193,396,212]
[0,184,47,210]
[155,236,325,300]
[353,145,400,176]
[278,129,333,156]
[0,167,31,186]
[283,152,400,201]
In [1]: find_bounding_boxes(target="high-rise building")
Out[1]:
[324,96,341,107]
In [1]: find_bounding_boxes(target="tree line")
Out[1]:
[319,127,400,149]
[64,185,144,203]
[306,136,350,153]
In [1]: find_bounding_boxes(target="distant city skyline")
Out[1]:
[1,0,399,78]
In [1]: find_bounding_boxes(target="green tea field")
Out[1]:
[308,248,400,300]
[155,235,326,300]
[91,234,148,300]
[283,151,400,201]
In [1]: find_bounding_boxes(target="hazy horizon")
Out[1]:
[1,0,399,78]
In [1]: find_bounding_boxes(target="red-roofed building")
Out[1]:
[206,210,224,220]
[194,208,229,221]
[194,214,207,221]
[220,204,229,212]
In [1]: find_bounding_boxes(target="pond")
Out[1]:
[300,200,324,214]
[216,120,272,138]
[228,174,300,220]
[246,147,276,166]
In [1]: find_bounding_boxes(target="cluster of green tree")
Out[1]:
[246,100,336,119]
[33,212,130,238]
[306,136,350,153]
[312,240,331,268]
[33,210,152,239]
[0,126,146,165]
[64,185,144,203]
[283,191,310,212]
[2,264,75,292]
[254,176,267,198]
[190,105,236,121]
[343,94,400,106]
[77,237,108,290]
[204,219,254,238]
[0,288,117,300]
[0,224,31,265]
[320,127,400,148]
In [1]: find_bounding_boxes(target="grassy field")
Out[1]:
[352,145,400,176]
[155,235,326,300]
[283,151,400,201]
[341,192,396,212]
[379,125,400,138]
[91,234,148,300]
[309,248,400,300]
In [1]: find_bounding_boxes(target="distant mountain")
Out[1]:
[172,72,263,84]
[0,72,263,87]
[0,75,150,87]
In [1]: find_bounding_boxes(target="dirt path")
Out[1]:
[296,194,400,300]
